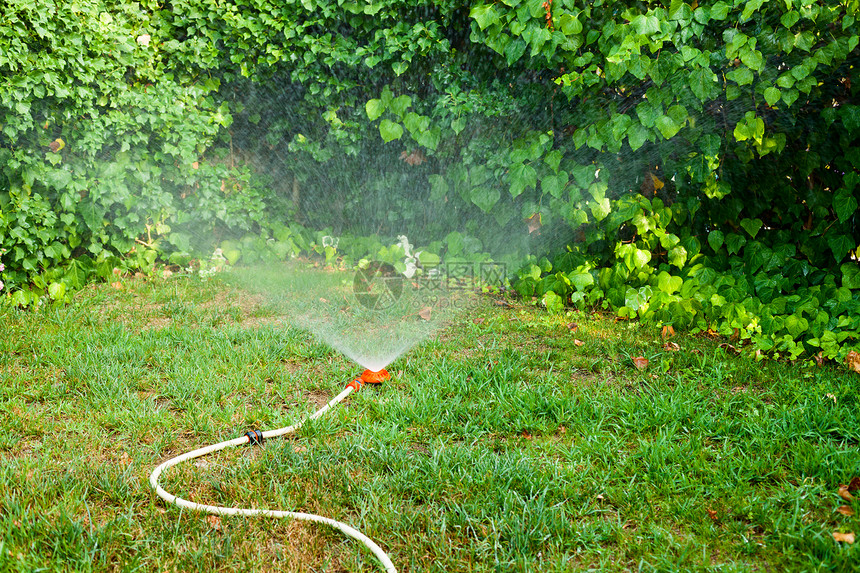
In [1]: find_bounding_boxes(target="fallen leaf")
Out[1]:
[824,393,837,404]
[837,505,855,517]
[494,300,512,307]
[719,343,739,355]
[631,356,649,370]
[473,317,485,324]
[399,149,426,166]
[596,494,605,501]
[319,297,328,303]
[838,484,855,502]
[191,161,199,169]
[418,307,432,321]
[567,322,579,332]
[48,138,65,152]
[573,339,585,347]
[815,351,825,367]
[833,531,855,543]
[526,213,542,234]
[162,269,173,279]
[849,477,860,492]
[207,515,221,531]
[845,350,860,373]
[706,508,719,522]
[194,460,212,469]
[111,281,123,290]
[661,325,675,338]
[119,451,131,465]
[663,342,680,352]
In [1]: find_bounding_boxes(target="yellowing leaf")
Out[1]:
[845,350,860,373]
[837,505,855,517]
[833,532,855,543]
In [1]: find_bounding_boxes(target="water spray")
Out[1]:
[149,368,396,573]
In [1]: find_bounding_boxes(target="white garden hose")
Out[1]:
[149,374,397,573]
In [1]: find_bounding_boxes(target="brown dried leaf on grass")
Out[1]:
[837,505,855,517]
[833,532,855,544]
[663,342,680,352]
[207,515,222,531]
[845,350,860,373]
[661,325,675,338]
[573,339,585,347]
[837,478,860,502]
[418,307,432,321]
[567,322,579,332]
[706,508,719,522]
[631,356,649,370]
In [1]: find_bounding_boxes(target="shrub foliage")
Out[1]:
[1,0,859,360]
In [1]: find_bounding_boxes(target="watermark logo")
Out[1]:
[353,261,404,310]
[354,261,508,311]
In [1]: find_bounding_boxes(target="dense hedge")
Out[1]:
[1,0,859,361]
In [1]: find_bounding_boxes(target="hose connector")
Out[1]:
[244,430,264,445]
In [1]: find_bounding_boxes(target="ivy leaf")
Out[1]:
[365,98,385,120]
[471,186,500,212]
[509,163,537,198]
[690,67,716,101]
[710,1,730,20]
[725,233,747,255]
[428,174,448,201]
[669,245,687,268]
[470,4,499,30]
[379,119,403,142]
[657,271,683,294]
[627,122,649,151]
[834,189,858,222]
[505,38,527,65]
[842,263,860,289]
[708,230,725,252]
[764,87,781,106]
[590,197,611,221]
[828,233,855,262]
[740,218,763,238]
[542,171,569,198]
[656,115,681,139]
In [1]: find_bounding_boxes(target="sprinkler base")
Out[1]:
[360,369,390,384]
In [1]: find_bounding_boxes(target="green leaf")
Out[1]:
[690,67,716,101]
[470,4,500,30]
[726,67,754,86]
[429,174,448,201]
[656,115,681,139]
[471,186,500,212]
[780,11,800,28]
[569,271,594,291]
[784,314,808,338]
[725,233,747,255]
[710,1,730,20]
[834,189,858,223]
[591,197,611,221]
[627,123,649,151]
[740,218,763,238]
[379,119,403,142]
[828,233,855,262]
[657,271,683,294]
[841,262,860,288]
[708,230,725,252]
[509,163,537,198]
[542,171,568,198]
[558,13,583,35]
[505,38,527,65]
[365,99,385,120]
[763,87,781,106]
[669,245,687,268]
[542,290,564,314]
[782,88,799,107]
[632,14,661,36]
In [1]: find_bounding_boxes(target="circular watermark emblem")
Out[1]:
[353,261,404,310]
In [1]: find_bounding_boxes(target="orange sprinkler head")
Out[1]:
[361,369,390,385]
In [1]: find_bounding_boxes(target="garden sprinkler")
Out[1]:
[149,367,397,573]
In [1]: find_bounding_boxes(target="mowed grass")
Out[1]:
[0,272,858,572]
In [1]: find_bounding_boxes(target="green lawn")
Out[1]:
[0,272,858,572]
